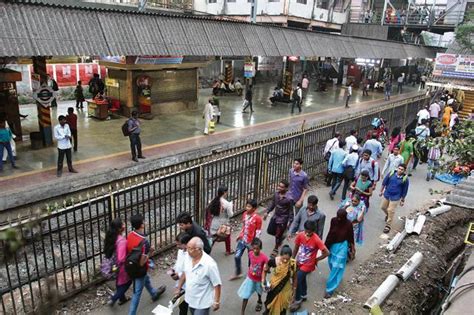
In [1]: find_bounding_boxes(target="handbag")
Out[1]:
[208,120,215,133]
[215,224,231,241]
[100,254,118,280]
[343,165,355,180]
[266,216,277,236]
[324,139,337,161]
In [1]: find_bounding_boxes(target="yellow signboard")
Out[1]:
[105,78,119,88]
[465,222,474,245]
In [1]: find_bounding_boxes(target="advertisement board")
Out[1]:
[79,64,97,85]
[433,53,474,79]
[55,64,77,86]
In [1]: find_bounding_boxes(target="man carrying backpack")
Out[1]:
[126,214,166,315]
[291,83,302,114]
[355,149,380,187]
[379,164,409,234]
[127,111,145,162]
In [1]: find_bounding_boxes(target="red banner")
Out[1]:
[55,64,77,86]
[79,64,97,85]
[99,65,107,79]
[46,65,54,78]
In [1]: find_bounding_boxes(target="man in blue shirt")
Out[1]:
[363,132,383,160]
[340,144,360,200]
[328,140,347,200]
[379,164,409,234]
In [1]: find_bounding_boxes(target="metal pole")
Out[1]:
[251,0,257,23]
[381,0,388,26]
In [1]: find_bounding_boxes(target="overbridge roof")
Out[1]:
[1,0,438,58]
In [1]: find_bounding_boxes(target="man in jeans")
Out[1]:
[263,179,294,253]
[128,111,145,162]
[127,214,166,315]
[328,140,347,200]
[288,158,309,212]
[54,115,78,177]
[290,220,329,311]
[379,164,410,234]
[230,199,262,280]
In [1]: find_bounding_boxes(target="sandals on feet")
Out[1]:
[118,296,130,305]
[255,302,263,312]
[383,226,391,234]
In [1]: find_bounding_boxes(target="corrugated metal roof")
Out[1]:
[0,1,438,59]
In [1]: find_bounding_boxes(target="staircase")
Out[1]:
[460,90,474,120]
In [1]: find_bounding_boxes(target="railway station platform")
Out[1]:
[0,84,424,211]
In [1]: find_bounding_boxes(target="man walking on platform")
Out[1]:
[128,111,145,162]
[66,107,78,152]
[379,164,409,234]
[328,140,347,200]
[242,85,254,113]
[289,195,326,239]
[177,212,212,255]
[263,179,294,254]
[127,214,166,315]
[288,158,309,212]
[345,82,353,108]
[175,237,222,315]
[54,115,77,177]
[291,83,302,114]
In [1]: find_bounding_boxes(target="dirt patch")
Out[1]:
[314,206,474,315]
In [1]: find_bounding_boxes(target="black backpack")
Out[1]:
[122,120,131,137]
[125,239,147,279]
[293,88,300,101]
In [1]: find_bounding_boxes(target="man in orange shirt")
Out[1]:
[127,214,166,315]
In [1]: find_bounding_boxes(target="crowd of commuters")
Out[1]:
[99,85,467,313]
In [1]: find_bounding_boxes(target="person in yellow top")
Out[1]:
[442,104,453,130]
[455,89,465,107]
[261,245,297,315]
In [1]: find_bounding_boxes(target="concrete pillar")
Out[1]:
[32,56,53,146]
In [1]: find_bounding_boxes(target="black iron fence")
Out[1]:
[0,94,427,314]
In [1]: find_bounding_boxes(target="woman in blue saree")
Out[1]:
[339,193,367,245]
[324,208,355,298]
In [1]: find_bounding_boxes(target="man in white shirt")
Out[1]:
[203,99,214,135]
[416,106,430,125]
[381,145,404,178]
[324,132,341,186]
[301,75,309,100]
[176,237,222,315]
[397,74,404,93]
[429,101,441,123]
[54,115,77,177]
[345,82,353,108]
[345,129,358,152]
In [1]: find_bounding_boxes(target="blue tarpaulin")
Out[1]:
[435,173,466,185]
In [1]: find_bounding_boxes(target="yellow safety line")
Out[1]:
[0,91,422,181]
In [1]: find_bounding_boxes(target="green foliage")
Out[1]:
[455,8,474,52]
[427,120,474,175]
[455,23,474,52]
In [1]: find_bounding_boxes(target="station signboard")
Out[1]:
[433,53,474,79]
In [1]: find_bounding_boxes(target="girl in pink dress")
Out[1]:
[104,218,132,306]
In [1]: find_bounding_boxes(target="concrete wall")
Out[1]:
[332,11,348,24]
[288,0,315,19]
[225,0,252,15]
[341,23,389,41]
[260,0,286,15]
[313,7,329,22]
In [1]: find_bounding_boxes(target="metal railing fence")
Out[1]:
[0,94,428,314]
